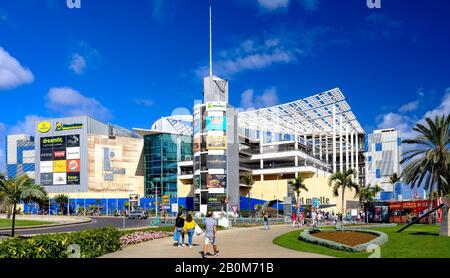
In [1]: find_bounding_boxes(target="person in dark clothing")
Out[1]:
[175,212,186,247]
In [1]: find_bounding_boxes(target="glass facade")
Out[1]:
[143,134,192,198]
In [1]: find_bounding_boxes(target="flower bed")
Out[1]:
[120,231,173,246]
[299,228,388,253]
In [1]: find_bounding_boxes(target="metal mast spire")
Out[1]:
[209,6,213,77]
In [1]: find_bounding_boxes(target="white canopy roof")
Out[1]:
[238,88,365,136]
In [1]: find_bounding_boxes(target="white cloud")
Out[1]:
[69,53,87,74]
[197,32,302,77]
[46,87,113,121]
[376,113,411,133]
[68,40,100,74]
[9,115,44,136]
[240,87,279,110]
[297,0,319,11]
[424,89,450,119]
[134,98,154,107]
[257,0,290,11]
[399,100,419,113]
[0,47,34,90]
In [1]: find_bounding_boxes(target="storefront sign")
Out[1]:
[53,160,67,173]
[207,193,227,210]
[67,172,80,185]
[55,122,83,131]
[66,147,80,159]
[66,159,80,172]
[193,136,201,152]
[207,174,226,188]
[40,161,53,173]
[206,113,226,132]
[53,150,66,160]
[37,121,51,133]
[207,155,227,169]
[206,135,226,150]
[206,101,226,111]
[41,136,66,148]
[40,173,53,185]
[53,173,67,185]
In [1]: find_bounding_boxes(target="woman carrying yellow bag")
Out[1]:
[183,214,196,248]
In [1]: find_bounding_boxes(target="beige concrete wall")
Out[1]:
[87,135,144,197]
[248,173,359,213]
[248,180,288,201]
[177,179,194,198]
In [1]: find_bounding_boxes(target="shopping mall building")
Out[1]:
[7,72,369,215]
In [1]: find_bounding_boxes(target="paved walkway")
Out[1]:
[102,224,330,258]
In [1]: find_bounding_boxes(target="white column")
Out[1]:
[356,133,359,182]
[339,114,343,172]
[312,133,315,157]
[332,106,336,173]
[319,133,323,161]
[304,134,307,166]
[351,130,355,171]
[346,124,349,171]
[325,134,329,164]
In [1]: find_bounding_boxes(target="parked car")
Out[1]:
[128,209,148,220]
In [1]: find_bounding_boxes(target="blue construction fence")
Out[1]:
[239,196,284,211]
[23,197,194,215]
[23,196,286,215]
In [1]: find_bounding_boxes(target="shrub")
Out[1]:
[0,227,121,258]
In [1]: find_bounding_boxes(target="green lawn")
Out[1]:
[0,219,55,228]
[273,225,450,258]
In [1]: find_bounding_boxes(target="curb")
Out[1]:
[0,218,93,232]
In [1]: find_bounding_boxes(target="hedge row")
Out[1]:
[0,227,121,258]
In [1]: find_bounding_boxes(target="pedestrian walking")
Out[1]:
[291,212,297,228]
[183,214,196,248]
[203,211,219,258]
[174,212,185,247]
[263,213,270,230]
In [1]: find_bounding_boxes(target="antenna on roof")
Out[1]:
[209,6,213,77]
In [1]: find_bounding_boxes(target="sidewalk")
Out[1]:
[102,224,330,258]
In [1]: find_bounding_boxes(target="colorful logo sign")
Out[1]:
[53,150,66,160]
[207,174,226,188]
[66,147,80,159]
[37,121,51,133]
[67,172,80,185]
[67,159,80,172]
[206,114,226,132]
[53,160,67,173]
[206,101,226,111]
[53,173,67,185]
[55,122,83,131]
[206,135,226,150]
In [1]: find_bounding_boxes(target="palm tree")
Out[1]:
[291,175,308,207]
[0,175,47,237]
[241,173,255,214]
[401,115,450,230]
[358,184,383,223]
[387,173,402,200]
[401,115,450,198]
[328,169,360,214]
[54,194,69,215]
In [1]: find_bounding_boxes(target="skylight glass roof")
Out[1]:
[238,88,365,136]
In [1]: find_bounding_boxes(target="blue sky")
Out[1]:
[1,0,450,172]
